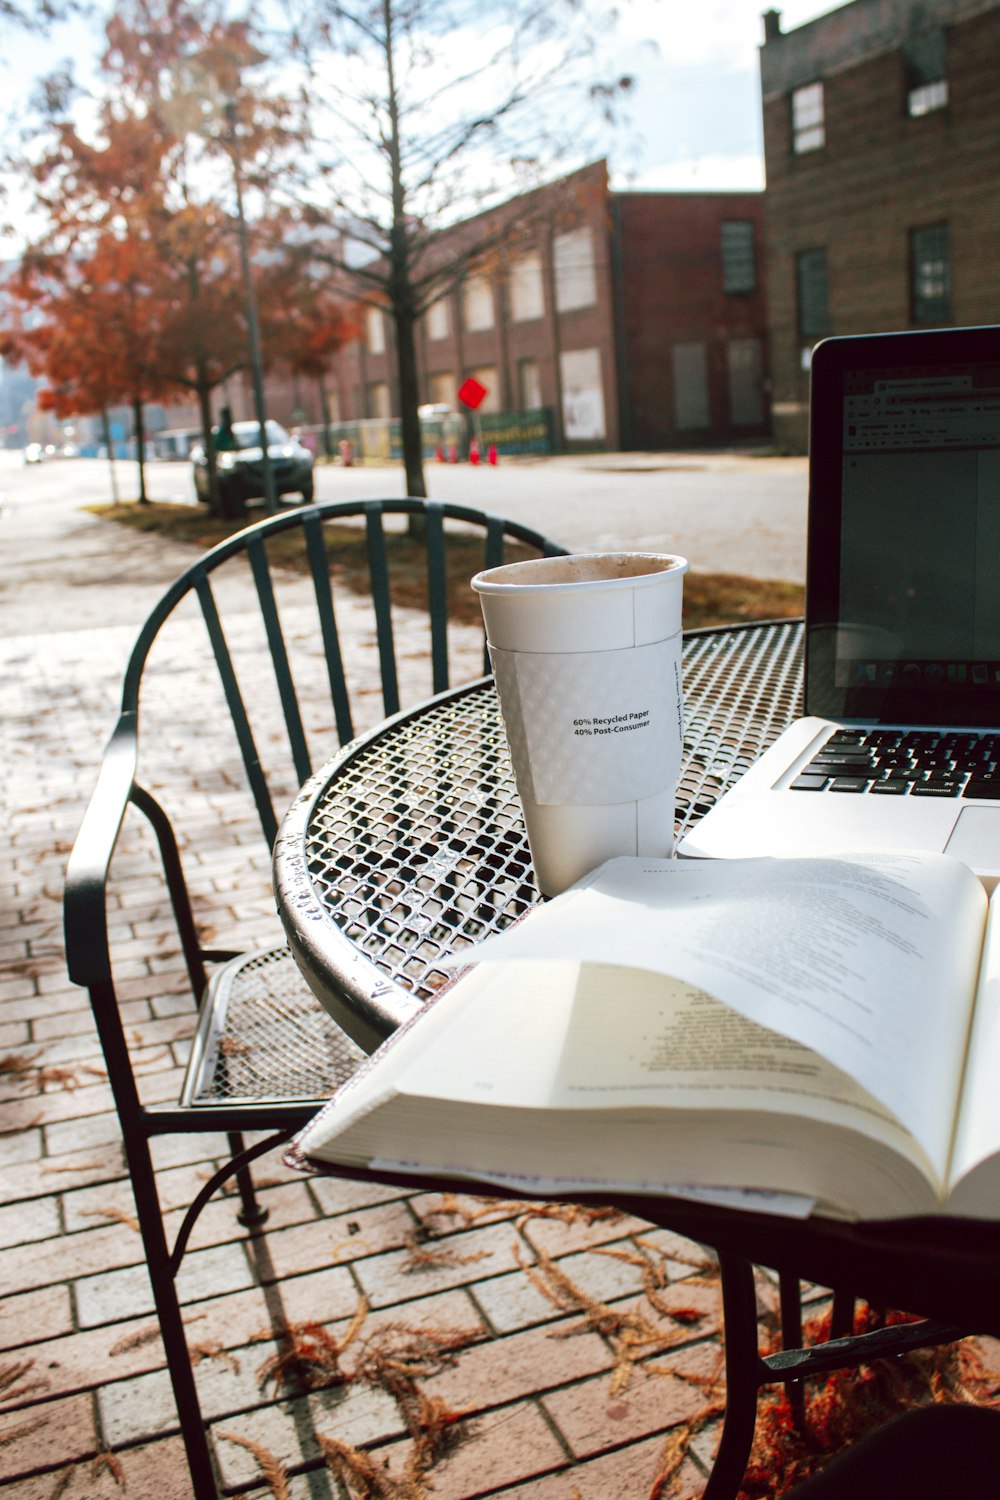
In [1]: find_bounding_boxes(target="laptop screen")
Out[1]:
[805,327,1000,726]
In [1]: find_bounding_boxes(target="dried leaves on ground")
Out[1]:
[89,502,804,630]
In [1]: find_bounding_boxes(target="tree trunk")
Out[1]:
[133,395,149,504]
[394,300,425,499]
[195,370,243,519]
[382,0,426,516]
[318,377,333,459]
[101,408,120,505]
[195,371,222,515]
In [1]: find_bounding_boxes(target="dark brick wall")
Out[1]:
[614,193,770,448]
[762,0,1000,450]
[320,166,772,453]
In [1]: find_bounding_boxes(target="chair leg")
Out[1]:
[779,1270,807,1427]
[228,1130,269,1227]
[703,1253,766,1500]
[830,1288,855,1340]
[126,1130,219,1500]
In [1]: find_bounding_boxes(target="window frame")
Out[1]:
[910,223,952,326]
[461,274,495,333]
[904,30,948,118]
[426,297,451,341]
[721,220,757,295]
[365,306,386,355]
[792,81,826,154]
[908,78,949,117]
[797,247,831,341]
[554,226,598,313]
[509,250,545,322]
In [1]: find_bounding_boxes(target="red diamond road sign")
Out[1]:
[457,376,488,410]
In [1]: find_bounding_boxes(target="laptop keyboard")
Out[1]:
[790,728,1000,798]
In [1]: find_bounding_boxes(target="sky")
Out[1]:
[606,0,848,190]
[0,0,845,250]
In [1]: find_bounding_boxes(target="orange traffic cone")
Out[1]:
[487,443,498,466]
[469,438,480,465]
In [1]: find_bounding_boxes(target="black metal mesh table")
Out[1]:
[274,619,804,1052]
[272,616,1000,1500]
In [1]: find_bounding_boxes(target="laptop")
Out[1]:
[677,324,1000,888]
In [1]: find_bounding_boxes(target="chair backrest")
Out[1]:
[67,498,567,993]
[126,497,566,840]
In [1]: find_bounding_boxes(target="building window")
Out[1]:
[911,224,951,325]
[908,79,948,116]
[792,82,825,153]
[428,372,456,408]
[426,298,450,340]
[721,220,756,294]
[672,343,710,431]
[797,248,830,340]
[905,31,948,117]
[509,250,545,321]
[560,348,605,439]
[461,275,494,332]
[727,339,765,426]
[467,365,499,412]
[554,227,597,313]
[365,307,385,355]
[368,381,391,418]
[518,357,542,410]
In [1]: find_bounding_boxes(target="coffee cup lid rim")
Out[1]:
[472,552,689,595]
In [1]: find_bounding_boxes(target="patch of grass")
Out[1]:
[682,570,803,630]
[88,501,804,630]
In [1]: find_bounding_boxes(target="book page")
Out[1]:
[458,852,987,1170]
[396,962,936,1184]
[559,967,937,1183]
[944,894,1000,1210]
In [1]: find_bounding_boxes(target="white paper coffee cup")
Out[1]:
[472,552,688,896]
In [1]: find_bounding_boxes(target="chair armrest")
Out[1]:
[64,712,138,987]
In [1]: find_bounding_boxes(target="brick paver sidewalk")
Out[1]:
[0,504,736,1499]
[6,499,990,1499]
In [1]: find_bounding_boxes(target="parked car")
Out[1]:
[191,419,315,507]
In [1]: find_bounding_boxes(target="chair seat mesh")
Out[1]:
[183,946,365,1108]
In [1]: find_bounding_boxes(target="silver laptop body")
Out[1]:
[678,326,1000,888]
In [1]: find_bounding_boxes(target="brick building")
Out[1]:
[761,0,1000,450]
[319,161,770,454]
[613,191,770,449]
[329,161,625,454]
[28,162,770,458]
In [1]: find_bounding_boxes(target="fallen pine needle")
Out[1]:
[91,1448,126,1488]
[0,1415,49,1448]
[190,1341,241,1373]
[319,1433,414,1499]
[108,1325,162,1357]
[80,1206,140,1232]
[217,1430,291,1499]
[42,1161,105,1174]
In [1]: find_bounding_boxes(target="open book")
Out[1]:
[292,850,1000,1222]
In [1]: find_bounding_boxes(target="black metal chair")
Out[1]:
[63,497,569,1499]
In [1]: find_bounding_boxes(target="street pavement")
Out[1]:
[0,447,807,637]
[0,446,817,1498]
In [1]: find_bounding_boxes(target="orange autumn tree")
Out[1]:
[5,0,311,515]
[256,260,361,456]
[1,234,181,501]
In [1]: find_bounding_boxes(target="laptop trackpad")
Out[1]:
[944,806,1000,869]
